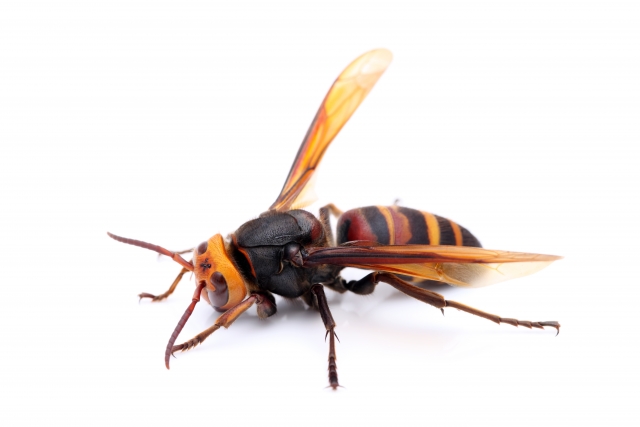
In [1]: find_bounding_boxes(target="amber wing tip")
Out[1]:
[371,47,392,58]
[362,49,393,73]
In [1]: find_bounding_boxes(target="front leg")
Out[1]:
[169,292,276,366]
[139,267,190,302]
[311,284,340,389]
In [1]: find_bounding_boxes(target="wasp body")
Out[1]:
[109,49,561,389]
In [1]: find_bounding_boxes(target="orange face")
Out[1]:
[193,234,247,311]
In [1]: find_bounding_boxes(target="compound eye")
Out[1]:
[197,241,208,255]
[208,271,229,310]
[212,271,226,288]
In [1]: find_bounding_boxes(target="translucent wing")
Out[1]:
[269,49,393,212]
[304,244,562,288]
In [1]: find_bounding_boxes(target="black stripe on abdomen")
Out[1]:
[435,215,457,246]
[395,206,430,244]
[461,225,482,247]
[361,207,391,244]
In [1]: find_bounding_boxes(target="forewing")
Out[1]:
[269,49,393,212]
[304,244,562,288]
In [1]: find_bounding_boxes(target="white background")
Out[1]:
[1,1,638,426]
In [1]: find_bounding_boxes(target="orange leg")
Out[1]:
[170,295,258,357]
[168,292,276,365]
[139,267,190,302]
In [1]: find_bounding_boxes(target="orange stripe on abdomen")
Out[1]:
[422,211,440,245]
[450,220,463,246]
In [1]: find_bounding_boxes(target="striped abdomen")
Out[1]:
[336,206,481,248]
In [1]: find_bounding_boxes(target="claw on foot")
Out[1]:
[540,321,561,336]
[138,292,167,302]
[500,317,561,336]
[171,324,221,356]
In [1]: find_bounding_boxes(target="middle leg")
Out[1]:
[311,284,340,389]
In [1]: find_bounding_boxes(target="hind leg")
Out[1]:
[344,272,560,334]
